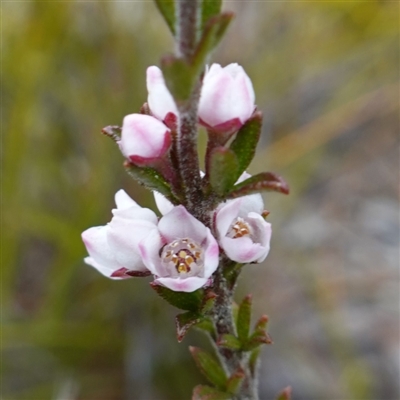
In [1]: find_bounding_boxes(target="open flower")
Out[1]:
[198,63,255,134]
[147,66,178,124]
[215,190,271,264]
[119,113,171,165]
[139,206,219,292]
[81,190,158,279]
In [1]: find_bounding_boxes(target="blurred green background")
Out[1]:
[2,1,399,399]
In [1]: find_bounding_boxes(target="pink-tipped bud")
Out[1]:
[147,66,178,123]
[198,63,255,134]
[119,114,171,165]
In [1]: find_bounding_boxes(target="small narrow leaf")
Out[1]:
[217,334,241,350]
[102,125,121,142]
[124,161,180,204]
[176,312,202,342]
[195,318,215,336]
[192,385,231,400]
[229,111,262,176]
[237,294,252,343]
[161,55,196,103]
[243,330,273,351]
[154,0,175,35]
[276,386,292,400]
[190,347,228,390]
[194,13,234,71]
[201,290,217,314]
[208,147,239,196]
[201,0,222,30]
[254,314,269,333]
[150,283,204,312]
[249,348,261,377]
[226,369,245,395]
[228,172,290,199]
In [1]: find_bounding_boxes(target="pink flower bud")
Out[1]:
[147,66,178,124]
[119,114,171,165]
[198,63,255,134]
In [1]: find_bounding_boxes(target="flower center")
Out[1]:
[161,238,204,278]
[228,218,252,239]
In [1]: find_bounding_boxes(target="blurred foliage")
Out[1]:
[2,1,399,399]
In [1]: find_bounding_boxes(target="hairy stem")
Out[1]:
[175,0,203,217]
[211,265,259,400]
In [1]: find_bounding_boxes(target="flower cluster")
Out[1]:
[82,64,272,292]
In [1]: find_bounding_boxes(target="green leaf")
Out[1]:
[208,147,239,196]
[161,55,196,103]
[254,314,269,333]
[101,125,121,142]
[194,12,234,71]
[154,0,175,35]
[176,311,202,342]
[201,290,217,314]
[190,347,228,390]
[249,348,261,377]
[228,172,290,199]
[150,283,204,312]
[243,330,273,351]
[226,369,245,395]
[192,385,231,400]
[229,111,262,177]
[276,386,292,400]
[201,0,222,30]
[195,317,215,336]
[124,161,180,204]
[217,334,241,350]
[236,294,252,343]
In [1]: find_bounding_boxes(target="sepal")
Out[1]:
[176,311,202,343]
[150,282,204,311]
[190,347,228,390]
[228,172,289,198]
[192,385,231,400]
[229,111,262,176]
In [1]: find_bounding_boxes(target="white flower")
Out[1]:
[139,205,219,292]
[198,63,255,134]
[215,173,271,263]
[119,113,171,165]
[81,190,158,279]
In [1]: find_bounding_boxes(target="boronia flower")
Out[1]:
[198,63,255,134]
[119,113,172,165]
[139,205,219,292]
[147,66,178,124]
[215,189,271,264]
[81,190,158,278]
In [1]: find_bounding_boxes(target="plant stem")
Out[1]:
[175,0,203,217]
[211,266,259,400]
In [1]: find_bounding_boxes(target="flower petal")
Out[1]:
[154,276,209,292]
[147,66,178,122]
[139,228,166,276]
[114,189,139,210]
[112,205,158,224]
[215,198,242,238]
[158,205,207,243]
[203,228,220,276]
[153,191,174,215]
[221,236,266,264]
[84,257,128,280]
[81,226,119,270]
